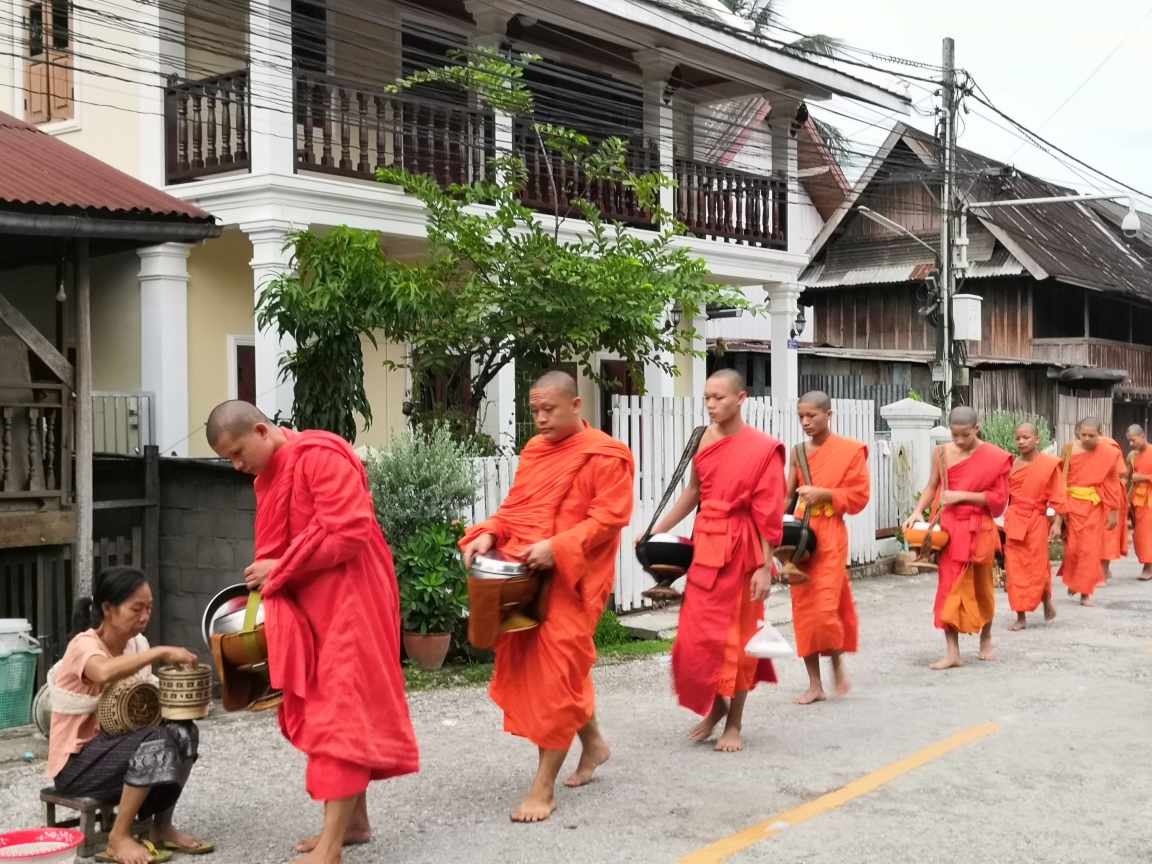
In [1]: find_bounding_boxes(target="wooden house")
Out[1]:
[800,124,1152,447]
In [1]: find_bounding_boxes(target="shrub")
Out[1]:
[395,522,469,635]
[981,411,1053,456]
[594,609,633,649]
[365,424,478,549]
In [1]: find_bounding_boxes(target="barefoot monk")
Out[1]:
[461,372,634,822]
[1004,424,1065,631]
[1100,434,1129,584]
[785,392,868,704]
[207,401,419,864]
[904,407,1012,670]
[1060,418,1122,606]
[653,369,783,752]
[1126,425,1152,581]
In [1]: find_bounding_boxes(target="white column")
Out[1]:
[477,358,516,452]
[769,97,804,254]
[765,282,802,402]
[242,220,299,421]
[635,49,677,215]
[466,3,515,177]
[879,398,943,492]
[249,0,296,176]
[691,313,707,399]
[138,244,191,455]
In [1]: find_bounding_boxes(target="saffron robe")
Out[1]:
[934,443,1012,633]
[1005,454,1066,613]
[1101,438,1129,564]
[1132,448,1152,565]
[1061,444,1123,596]
[672,426,784,717]
[460,425,634,751]
[788,435,869,658]
[255,429,419,797]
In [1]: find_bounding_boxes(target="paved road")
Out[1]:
[3,558,1150,863]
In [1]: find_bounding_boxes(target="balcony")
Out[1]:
[164,71,251,185]
[1033,337,1152,394]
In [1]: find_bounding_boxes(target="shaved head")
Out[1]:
[1015,422,1039,437]
[1077,416,1103,432]
[531,370,578,399]
[798,390,832,411]
[948,406,979,427]
[206,400,270,448]
[1128,424,1146,436]
[708,368,746,394]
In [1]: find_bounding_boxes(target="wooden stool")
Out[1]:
[40,788,153,859]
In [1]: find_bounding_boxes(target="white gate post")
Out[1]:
[880,398,942,494]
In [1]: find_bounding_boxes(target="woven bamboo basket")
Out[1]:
[158,664,212,720]
[97,678,162,736]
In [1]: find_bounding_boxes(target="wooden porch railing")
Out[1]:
[0,383,70,507]
[515,123,657,227]
[674,158,787,248]
[294,71,493,186]
[165,70,251,185]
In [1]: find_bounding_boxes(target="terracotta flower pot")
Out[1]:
[403,632,451,671]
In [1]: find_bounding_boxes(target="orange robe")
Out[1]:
[1101,437,1129,566]
[1005,454,1066,613]
[934,443,1013,633]
[1132,448,1152,565]
[788,435,868,658]
[460,425,634,751]
[1062,445,1123,596]
[672,426,783,716]
[255,429,419,801]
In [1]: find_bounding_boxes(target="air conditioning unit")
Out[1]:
[952,293,982,342]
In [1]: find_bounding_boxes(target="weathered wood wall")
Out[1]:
[969,367,1058,423]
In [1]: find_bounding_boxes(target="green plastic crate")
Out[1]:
[0,648,42,730]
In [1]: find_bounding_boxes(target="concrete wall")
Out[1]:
[91,251,142,391]
[183,0,247,78]
[158,458,254,658]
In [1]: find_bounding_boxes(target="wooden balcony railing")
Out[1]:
[294,71,493,186]
[165,70,251,185]
[674,159,787,248]
[515,123,657,227]
[0,383,70,508]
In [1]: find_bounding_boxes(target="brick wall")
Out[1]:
[158,459,255,659]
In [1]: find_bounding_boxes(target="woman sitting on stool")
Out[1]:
[47,566,213,864]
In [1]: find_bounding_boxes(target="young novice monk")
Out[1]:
[1061,418,1123,606]
[904,407,1012,670]
[1099,434,1129,584]
[462,372,634,822]
[653,369,784,752]
[1128,425,1152,581]
[784,391,869,704]
[208,401,419,864]
[1004,424,1065,630]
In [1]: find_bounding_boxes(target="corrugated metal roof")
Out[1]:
[0,112,212,222]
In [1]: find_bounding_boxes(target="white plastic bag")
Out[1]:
[744,619,795,659]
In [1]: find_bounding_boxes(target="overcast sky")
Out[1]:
[785,0,1152,208]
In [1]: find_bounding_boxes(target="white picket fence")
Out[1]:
[466,395,888,613]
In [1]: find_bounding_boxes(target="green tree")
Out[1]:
[980,411,1054,456]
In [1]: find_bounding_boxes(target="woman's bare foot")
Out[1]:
[1043,598,1058,621]
[1008,614,1027,631]
[793,685,826,705]
[104,835,155,864]
[150,824,207,852]
[688,698,728,742]
[297,846,343,864]
[930,653,963,670]
[511,790,558,823]
[1080,594,1095,607]
[565,740,610,788]
[296,828,371,854]
[714,725,744,752]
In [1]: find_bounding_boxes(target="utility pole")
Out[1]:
[938,37,957,415]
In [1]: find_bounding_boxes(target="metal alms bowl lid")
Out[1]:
[201,583,264,648]
[644,533,692,545]
[471,552,529,579]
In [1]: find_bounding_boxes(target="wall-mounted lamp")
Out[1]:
[790,305,807,340]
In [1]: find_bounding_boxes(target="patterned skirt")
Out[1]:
[55,721,198,817]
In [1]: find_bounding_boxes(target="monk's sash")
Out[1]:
[1068,486,1102,506]
[796,501,836,518]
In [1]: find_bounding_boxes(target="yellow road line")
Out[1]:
[680,722,1002,864]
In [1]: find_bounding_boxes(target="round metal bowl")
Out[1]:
[201,584,264,649]
[779,514,819,560]
[470,552,529,580]
[636,533,694,579]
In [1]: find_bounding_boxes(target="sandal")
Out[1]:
[95,839,173,863]
[160,840,215,855]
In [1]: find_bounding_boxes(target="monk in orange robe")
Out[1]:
[1126,424,1152,581]
[784,391,868,704]
[207,401,418,864]
[1100,435,1129,583]
[1005,423,1065,630]
[905,407,1012,670]
[461,371,634,823]
[1061,417,1122,606]
[653,369,783,752]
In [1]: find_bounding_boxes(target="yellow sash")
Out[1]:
[797,501,836,518]
[1068,486,1101,505]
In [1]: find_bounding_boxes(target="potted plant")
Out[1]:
[395,522,470,670]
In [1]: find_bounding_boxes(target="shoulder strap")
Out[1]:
[928,445,947,527]
[1127,449,1138,497]
[640,425,707,541]
[1062,442,1075,487]
[796,442,813,486]
[790,443,817,565]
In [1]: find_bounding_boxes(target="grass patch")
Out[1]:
[599,638,674,658]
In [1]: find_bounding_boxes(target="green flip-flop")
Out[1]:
[159,840,215,855]
[95,839,173,863]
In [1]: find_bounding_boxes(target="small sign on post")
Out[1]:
[787,339,800,349]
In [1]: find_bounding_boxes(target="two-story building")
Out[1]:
[2,0,908,454]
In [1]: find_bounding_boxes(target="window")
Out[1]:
[24,0,72,124]
[1032,283,1084,339]
[228,336,257,404]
